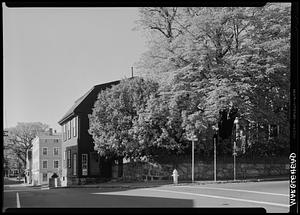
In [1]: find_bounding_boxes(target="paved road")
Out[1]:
[3,180,290,213]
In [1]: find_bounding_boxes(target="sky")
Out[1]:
[3,5,148,132]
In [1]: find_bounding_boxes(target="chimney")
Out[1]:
[49,128,53,135]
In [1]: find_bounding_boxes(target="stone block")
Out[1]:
[246,169,259,176]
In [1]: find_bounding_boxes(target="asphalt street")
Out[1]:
[3,180,290,213]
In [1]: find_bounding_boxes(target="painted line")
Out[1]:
[16,192,21,208]
[143,188,289,208]
[177,185,288,197]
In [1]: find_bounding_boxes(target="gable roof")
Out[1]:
[58,80,120,125]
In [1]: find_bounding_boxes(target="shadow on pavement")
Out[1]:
[4,177,24,185]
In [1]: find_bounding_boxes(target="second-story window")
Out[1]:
[72,117,77,137]
[53,160,59,168]
[42,147,48,155]
[42,160,48,169]
[53,147,59,156]
[67,121,71,139]
[63,124,67,141]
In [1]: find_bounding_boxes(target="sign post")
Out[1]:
[233,117,239,181]
[187,133,198,183]
[213,134,217,182]
[233,141,237,181]
[212,125,218,182]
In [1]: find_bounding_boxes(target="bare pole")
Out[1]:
[214,137,217,181]
[192,140,194,183]
[233,141,236,181]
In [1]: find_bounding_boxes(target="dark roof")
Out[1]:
[58,80,120,125]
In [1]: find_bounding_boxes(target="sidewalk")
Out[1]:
[52,176,288,189]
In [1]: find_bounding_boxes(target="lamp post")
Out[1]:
[212,125,218,182]
[233,117,239,181]
[187,133,198,183]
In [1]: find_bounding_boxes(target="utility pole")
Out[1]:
[214,135,217,181]
[192,139,194,182]
[187,133,198,183]
[233,117,239,181]
[212,125,218,182]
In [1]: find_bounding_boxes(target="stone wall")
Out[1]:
[122,161,289,182]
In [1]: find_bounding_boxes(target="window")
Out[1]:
[42,173,48,182]
[72,117,77,137]
[53,160,59,168]
[53,147,59,156]
[54,139,59,143]
[82,154,88,176]
[63,124,67,141]
[73,154,77,176]
[42,160,48,169]
[67,121,71,139]
[67,150,71,168]
[63,150,66,161]
[71,119,73,137]
[42,148,48,155]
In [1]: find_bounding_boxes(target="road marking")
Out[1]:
[16,192,21,208]
[176,185,288,197]
[143,188,289,208]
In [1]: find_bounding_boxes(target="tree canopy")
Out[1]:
[4,122,49,170]
[88,77,159,160]
[90,4,290,163]
[134,4,290,157]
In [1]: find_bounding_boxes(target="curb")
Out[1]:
[48,177,288,189]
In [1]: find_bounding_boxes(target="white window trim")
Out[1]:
[63,124,67,141]
[53,147,59,156]
[68,121,71,139]
[42,160,48,169]
[73,154,77,176]
[67,150,71,168]
[72,118,75,137]
[42,147,48,156]
[53,160,59,169]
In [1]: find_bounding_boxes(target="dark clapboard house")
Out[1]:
[58,80,120,186]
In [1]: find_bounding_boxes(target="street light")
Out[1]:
[212,125,218,182]
[187,132,198,183]
[233,117,239,181]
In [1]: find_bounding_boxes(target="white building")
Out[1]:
[31,129,62,186]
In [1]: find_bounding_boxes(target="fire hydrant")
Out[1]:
[172,169,179,185]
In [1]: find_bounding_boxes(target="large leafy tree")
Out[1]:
[5,122,49,173]
[135,4,290,157]
[88,77,159,160]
